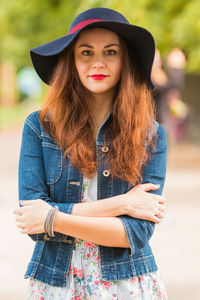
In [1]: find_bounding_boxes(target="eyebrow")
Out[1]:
[77,43,120,48]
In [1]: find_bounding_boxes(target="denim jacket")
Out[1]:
[19,111,167,287]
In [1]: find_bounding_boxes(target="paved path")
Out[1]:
[0,124,200,299]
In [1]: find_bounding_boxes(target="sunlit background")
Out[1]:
[0,1,200,299]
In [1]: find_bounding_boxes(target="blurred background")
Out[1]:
[0,0,200,299]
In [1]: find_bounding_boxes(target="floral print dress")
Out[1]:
[27,175,167,300]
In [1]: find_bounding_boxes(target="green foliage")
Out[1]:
[1,0,200,73]
[171,0,200,72]
[0,0,82,70]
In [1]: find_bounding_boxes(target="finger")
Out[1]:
[156,212,164,219]
[20,199,44,206]
[20,200,35,206]
[16,222,24,229]
[139,183,160,192]
[142,212,161,224]
[21,228,28,234]
[157,203,166,212]
[158,197,165,204]
[13,209,20,215]
[13,208,24,215]
[149,215,160,224]
[15,215,22,222]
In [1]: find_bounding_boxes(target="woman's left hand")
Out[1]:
[13,199,52,234]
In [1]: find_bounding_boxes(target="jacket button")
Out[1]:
[103,170,110,177]
[102,146,109,152]
[44,234,50,241]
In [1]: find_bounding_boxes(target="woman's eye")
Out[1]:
[105,49,116,55]
[82,50,92,56]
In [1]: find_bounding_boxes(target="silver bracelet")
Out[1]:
[44,206,59,238]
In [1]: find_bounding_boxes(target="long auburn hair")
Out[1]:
[40,31,156,184]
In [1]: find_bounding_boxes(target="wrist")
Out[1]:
[122,193,131,215]
[44,206,59,237]
[54,211,62,233]
[116,194,129,215]
[54,211,70,234]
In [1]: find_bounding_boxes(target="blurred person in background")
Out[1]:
[152,48,189,144]
[166,49,189,142]
[17,66,42,101]
[14,7,167,299]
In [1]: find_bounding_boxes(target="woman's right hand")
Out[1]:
[124,183,166,223]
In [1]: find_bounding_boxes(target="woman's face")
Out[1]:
[74,28,122,97]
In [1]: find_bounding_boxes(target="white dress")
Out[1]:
[27,175,167,299]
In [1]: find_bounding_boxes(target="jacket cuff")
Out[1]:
[118,216,155,256]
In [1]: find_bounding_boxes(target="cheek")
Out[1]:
[75,64,84,81]
[75,60,88,80]
[118,62,122,75]
[112,59,122,79]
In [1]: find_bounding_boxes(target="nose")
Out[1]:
[92,54,106,69]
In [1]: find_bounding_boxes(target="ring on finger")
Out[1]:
[157,212,163,218]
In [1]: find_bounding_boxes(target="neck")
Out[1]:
[90,89,114,128]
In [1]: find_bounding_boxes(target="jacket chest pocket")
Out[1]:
[42,137,63,185]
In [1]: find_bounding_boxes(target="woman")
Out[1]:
[14,7,167,299]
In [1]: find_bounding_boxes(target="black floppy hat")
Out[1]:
[30,7,155,88]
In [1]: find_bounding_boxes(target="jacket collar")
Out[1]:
[96,112,112,145]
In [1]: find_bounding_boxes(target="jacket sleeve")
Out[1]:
[118,123,167,255]
[18,115,75,242]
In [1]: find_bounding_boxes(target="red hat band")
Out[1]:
[68,19,104,35]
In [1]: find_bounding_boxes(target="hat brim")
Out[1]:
[30,21,155,88]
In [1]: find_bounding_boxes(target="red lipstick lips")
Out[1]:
[90,74,107,80]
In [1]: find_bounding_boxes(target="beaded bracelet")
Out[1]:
[44,206,59,237]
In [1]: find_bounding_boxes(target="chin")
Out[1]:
[86,87,109,94]
[91,89,109,94]
[88,85,116,95]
